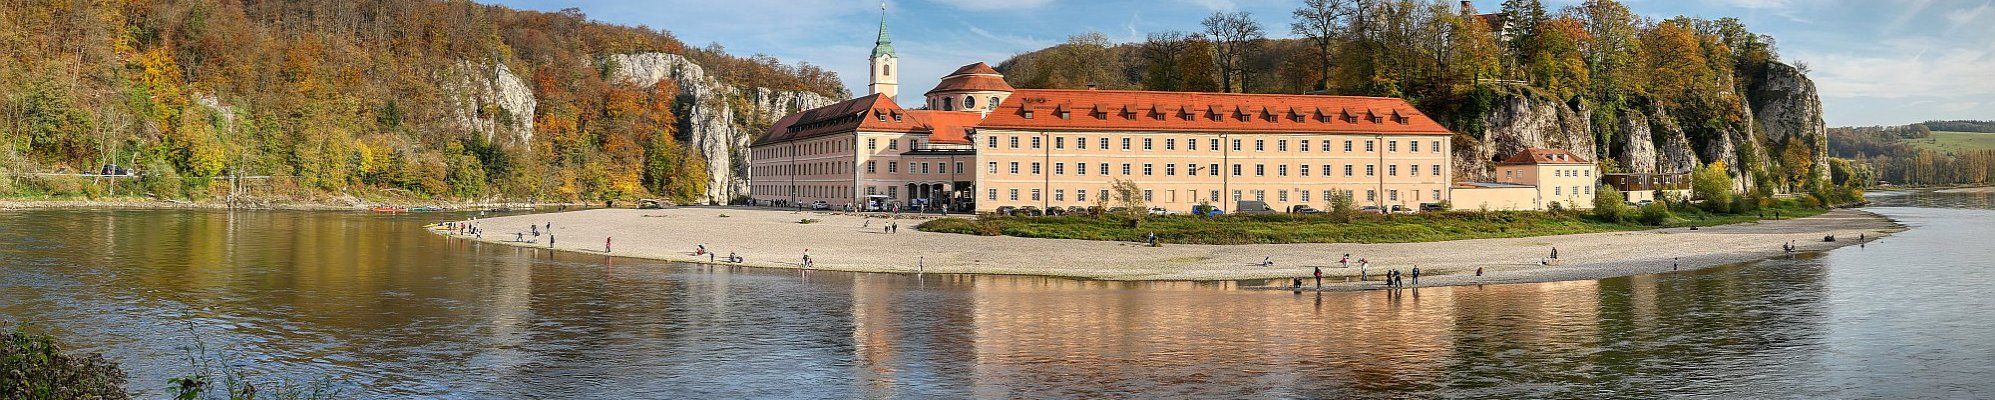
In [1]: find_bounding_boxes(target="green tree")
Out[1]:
[1691,161,1736,213]
[1592,184,1629,222]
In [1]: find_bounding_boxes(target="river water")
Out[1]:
[2,190,1991,398]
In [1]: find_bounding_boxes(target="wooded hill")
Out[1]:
[0,0,844,203]
[998,0,1851,199]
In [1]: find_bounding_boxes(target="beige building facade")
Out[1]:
[1487,148,1601,210]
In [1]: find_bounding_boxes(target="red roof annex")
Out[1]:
[755,93,981,146]
[1498,148,1592,165]
[976,89,1454,135]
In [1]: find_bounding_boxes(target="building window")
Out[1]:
[1364,140,1374,152]
[1301,165,1310,176]
[1031,189,1041,201]
[1076,137,1088,149]
[1143,190,1154,202]
[888,161,898,173]
[868,138,877,150]
[1054,189,1065,201]
[956,161,964,173]
[1009,136,1019,148]
[1099,137,1109,149]
[1409,164,1417,176]
[1055,162,1066,175]
[1165,138,1176,150]
[1279,165,1289,176]
[987,136,998,148]
[1433,165,1442,176]
[1232,139,1242,151]
[1099,190,1109,202]
[1366,165,1375,176]
[1209,190,1220,202]
[1009,189,1019,200]
[1210,139,1221,151]
[1432,140,1441,153]
[987,162,998,174]
[888,186,898,198]
[921,162,931,174]
[1076,190,1088,202]
[1555,187,1563,195]
[867,161,877,173]
[1301,190,1311,202]
[1255,139,1266,151]
[1031,162,1041,174]
[1233,190,1243,201]
[1143,138,1154,150]
[1076,162,1087,175]
[988,188,998,200]
[1254,190,1266,201]
[1232,164,1242,176]
[1390,190,1399,201]
[1410,141,1419,153]
[1209,163,1220,176]
[1278,140,1288,151]
[1121,164,1132,175]
[1055,137,1066,149]
[1122,137,1132,150]
[990,96,1001,109]
[1255,164,1265,176]
[1300,140,1311,152]
[1031,136,1042,149]
[1366,190,1376,201]
[1344,140,1354,152]
[965,96,977,109]
[1142,163,1154,176]
[1009,162,1019,174]
[1100,163,1110,175]
[1279,190,1289,202]
[888,140,899,150]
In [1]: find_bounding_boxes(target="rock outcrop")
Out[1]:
[606,53,837,203]
[1455,61,1823,194]
[444,61,536,144]
[1750,61,1832,186]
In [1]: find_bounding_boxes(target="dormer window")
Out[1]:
[1022,110,1034,119]
[875,112,886,122]
[891,113,902,122]
[1058,110,1070,119]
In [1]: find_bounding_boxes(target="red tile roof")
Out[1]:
[976,89,1453,135]
[925,62,1014,95]
[1497,148,1592,165]
[755,94,984,146]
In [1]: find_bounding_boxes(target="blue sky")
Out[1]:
[485,0,1995,127]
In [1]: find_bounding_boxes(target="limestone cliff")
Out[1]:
[1750,62,1832,186]
[443,61,537,144]
[605,53,838,204]
[1454,61,1828,194]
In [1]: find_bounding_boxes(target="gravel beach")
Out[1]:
[437,206,1903,290]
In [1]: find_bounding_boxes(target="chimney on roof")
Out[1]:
[1085,82,1099,90]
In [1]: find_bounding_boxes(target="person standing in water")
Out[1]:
[1313,266,1323,289]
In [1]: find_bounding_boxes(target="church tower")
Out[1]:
[867,3,899,99]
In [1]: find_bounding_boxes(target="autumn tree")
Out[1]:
[1291,0,1353,91]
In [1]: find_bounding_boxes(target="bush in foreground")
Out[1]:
[1,328,130,400]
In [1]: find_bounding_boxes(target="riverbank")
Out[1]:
[1936,186,1995,194]
[437,206,1903,289]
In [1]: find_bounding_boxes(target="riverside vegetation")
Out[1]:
[920,166,1833,245]
[2,325,343,400]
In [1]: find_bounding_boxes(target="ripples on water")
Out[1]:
[0,190,1991,399]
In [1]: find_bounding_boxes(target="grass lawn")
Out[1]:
[919,205,1826,245]
[1904,131,1995,154]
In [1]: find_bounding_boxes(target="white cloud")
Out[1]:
[928,0,1054,11]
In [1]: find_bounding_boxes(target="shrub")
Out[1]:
[1638,202,1674,226]
[797,218,819,224]
[1592,185,1629,222]
[1327,190,1356,222]
[1691,161,1736,213]
[1,327,130,400]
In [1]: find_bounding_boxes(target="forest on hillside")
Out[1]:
[0,0,844,204]
[998,0,1844,197]
[1829,124,1994,186]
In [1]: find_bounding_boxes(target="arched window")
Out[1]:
[882,64,891,76]
[964,95,976,109]
[942,97,954,111]
[989,96,1000,109]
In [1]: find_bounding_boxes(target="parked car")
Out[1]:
[1018,206,1044,216]
[1235,200,1276,215]
[810,201,830,210]
[1192,204,1224,217]
[1419,203,1447,212]
[1147,207,1178,216]
[1044,207,1067,216]
[1359,205,1383,214]
[1288,205,1322,214]
[1390,205,1408,213]
[1067,206,1090,215]
[1106,207,1129,215]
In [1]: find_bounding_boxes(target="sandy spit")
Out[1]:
[434,206,1903,291]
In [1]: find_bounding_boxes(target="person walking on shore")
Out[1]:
[1550,247,1559,260]
[1411,267,1421,286]
[547,234,554,248]
[1313,266,1323,289]
[1359,259,1370,282]
[802,249,813,269]
[605,237,613,253]
[1261,256,1274,267]
[1475,266,1484,276]
[1340,254,1350,269]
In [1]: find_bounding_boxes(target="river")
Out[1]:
[1,190,1990,398]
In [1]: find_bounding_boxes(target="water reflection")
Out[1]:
[1,191,1991,398]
